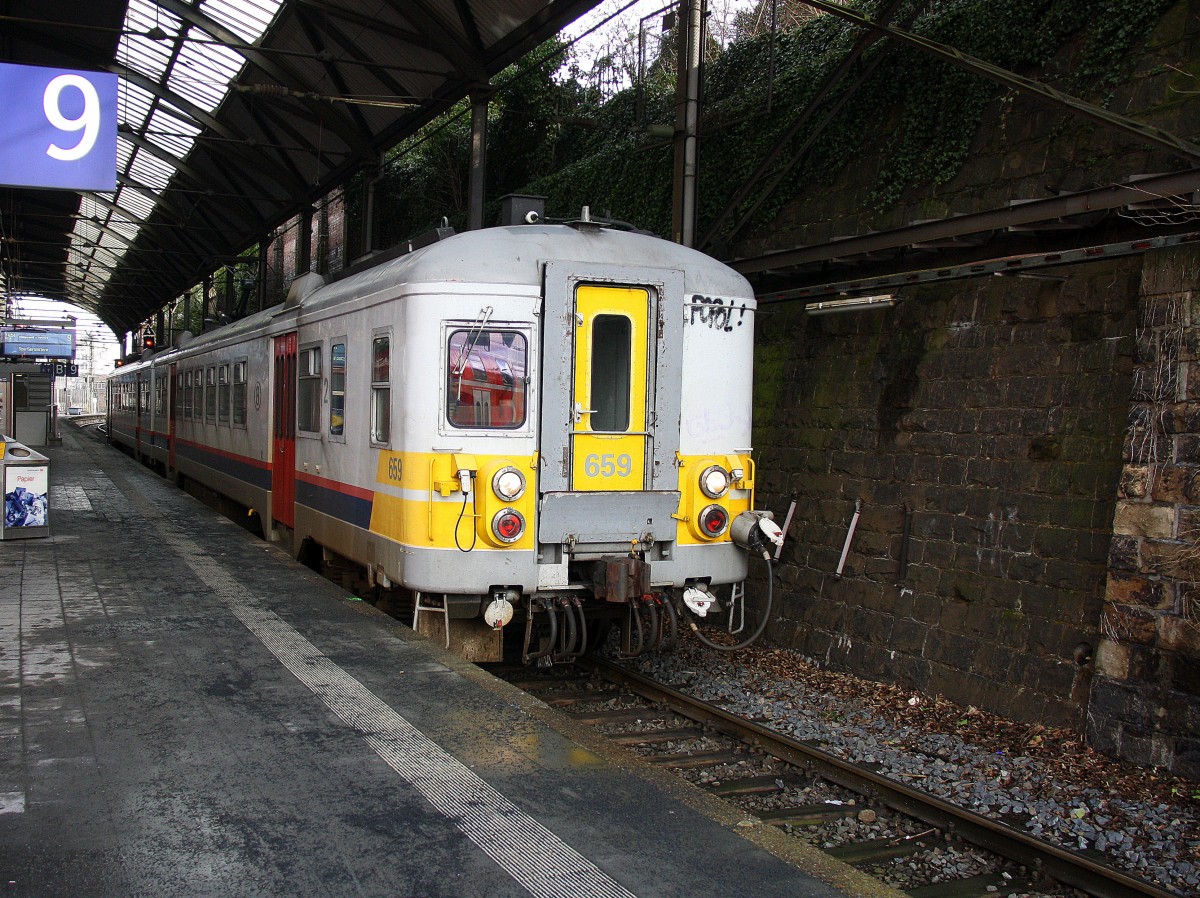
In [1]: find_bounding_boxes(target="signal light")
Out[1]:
[698,504,729,538]
[143,334,156,349]
[491,466,526,501]
[491,508,525,543]
[114,359,124,368]
[699,465,731,499]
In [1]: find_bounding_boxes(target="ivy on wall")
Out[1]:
[358,0,1177,244]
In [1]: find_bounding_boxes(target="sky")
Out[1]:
[560,0,757,87]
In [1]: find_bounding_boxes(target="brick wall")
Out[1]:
[1088,247,1200,778]
[738,3,1200,775]
[753,259,1138,729]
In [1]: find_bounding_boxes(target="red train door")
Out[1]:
[273,333,297,529]
[168,363,177,471]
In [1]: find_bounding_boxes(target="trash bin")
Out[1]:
[0,438,49,540]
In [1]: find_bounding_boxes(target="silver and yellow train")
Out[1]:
[108,218,778,662]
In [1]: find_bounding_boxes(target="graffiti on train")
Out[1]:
[688,295,748,332]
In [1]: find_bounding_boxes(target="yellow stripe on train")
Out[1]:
[369,450,753,550]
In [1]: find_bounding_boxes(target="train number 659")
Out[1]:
[584,453,632,478]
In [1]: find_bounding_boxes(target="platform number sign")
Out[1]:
[0,62,117,191]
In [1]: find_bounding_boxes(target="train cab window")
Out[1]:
[155,375,165,416]
[183,371,193,417]
[591,315,632,432]
[232,361,247,426]
[298,346,321,434]
[330,341,346,437]
[446,329,527,429]
[371,334,390,444]
[205,367,216,421]
[218,365,230,424]
[176,373,184,414]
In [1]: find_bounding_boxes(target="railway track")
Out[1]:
[487,657,1180,898]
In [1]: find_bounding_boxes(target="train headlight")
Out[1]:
[698,504,729,538]
[492,466,526,501]
[699,465,731,499]
[492,508,526,543]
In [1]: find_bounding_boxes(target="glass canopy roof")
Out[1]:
[1,0,603,335]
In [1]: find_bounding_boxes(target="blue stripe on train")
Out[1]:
[175,441,273,492]
[295,479,373,530]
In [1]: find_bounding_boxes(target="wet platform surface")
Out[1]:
[0,426,872,898]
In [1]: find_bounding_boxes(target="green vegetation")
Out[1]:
[359,0,1176,245]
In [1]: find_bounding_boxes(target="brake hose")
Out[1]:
[686,557,774,652]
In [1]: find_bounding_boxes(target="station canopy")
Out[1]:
[0,0,602,337]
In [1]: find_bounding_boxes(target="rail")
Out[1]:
[585,657,1179,898]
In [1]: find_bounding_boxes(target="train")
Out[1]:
[107,214,781,663]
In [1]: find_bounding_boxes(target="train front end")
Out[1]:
[521,226,774,661]
[395,223,776,663]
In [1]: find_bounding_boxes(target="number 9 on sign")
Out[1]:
[0,62,117,191]
[44,74,101,161]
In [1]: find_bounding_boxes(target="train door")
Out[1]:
[168,363,177,470]
[272,333,297,529]
[570,285,649,491]
[538,262,684,549]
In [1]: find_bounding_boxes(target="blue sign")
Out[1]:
[3,329,75,360]
[0,63,117,191]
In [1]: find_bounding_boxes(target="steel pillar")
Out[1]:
[672,0,703,247]
[468,88,492,231]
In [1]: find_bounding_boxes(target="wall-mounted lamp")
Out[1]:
[804,294,897,316]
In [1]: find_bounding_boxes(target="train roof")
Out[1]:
[312,223,754,310]
[123,224,753,368]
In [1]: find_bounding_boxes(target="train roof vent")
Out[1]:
[284,272,326,308]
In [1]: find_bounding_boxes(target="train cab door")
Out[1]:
[272,332,297,529]
[570,284,649,491]
[539,262,684,549]
[168,363,177,470]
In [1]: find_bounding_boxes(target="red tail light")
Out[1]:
[699,504,729,538]
[492,508,525,543]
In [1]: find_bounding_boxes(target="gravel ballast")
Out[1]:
[615,634,1200,896]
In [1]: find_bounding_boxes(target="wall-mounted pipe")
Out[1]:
[836,499,862,578]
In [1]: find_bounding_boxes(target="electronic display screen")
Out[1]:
[2,329,75,360]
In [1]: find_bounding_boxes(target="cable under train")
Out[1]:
[107,215,782,663]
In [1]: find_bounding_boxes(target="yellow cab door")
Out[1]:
[570,285,648,491]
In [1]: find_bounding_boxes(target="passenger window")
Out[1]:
[330,341,346,436]
[371,334,389,444]
[218,364,230,424]
[232,362,247,426]
[205,367,216,420]
[298,346,321,433]
[590,315,632,432]
[183,371,193,418]
[447,329,527,429]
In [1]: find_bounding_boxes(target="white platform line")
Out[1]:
[167,532,639,898]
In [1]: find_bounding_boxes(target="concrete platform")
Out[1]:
[0,426,884,898]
